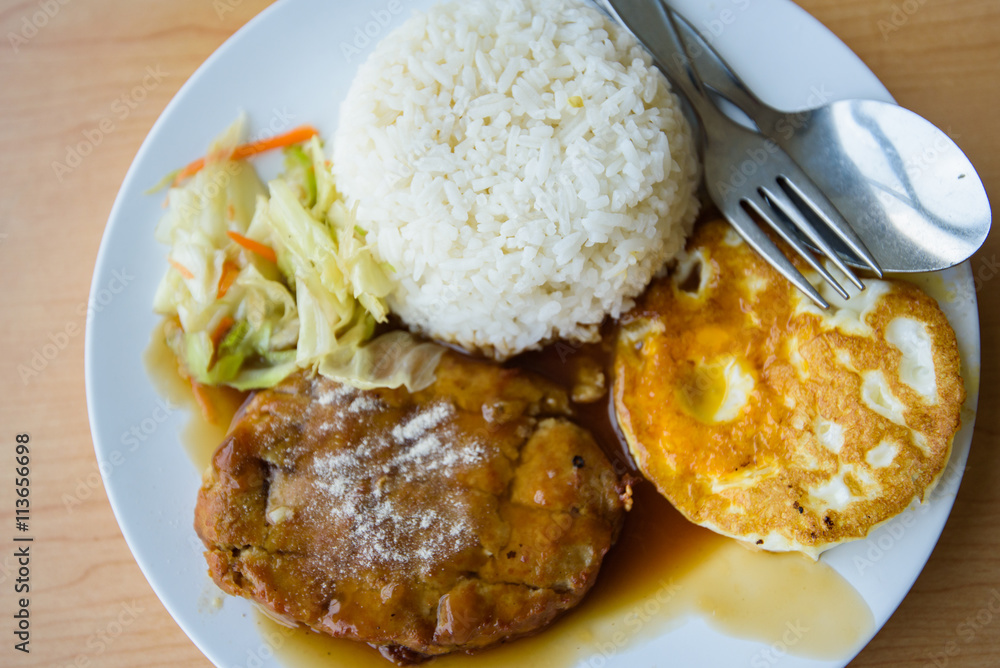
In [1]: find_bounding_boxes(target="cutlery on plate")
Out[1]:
[664,7,992,273]
[602,0,883,306]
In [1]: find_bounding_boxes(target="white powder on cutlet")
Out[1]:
[391,401,453,441]
[308,398,486,574]
[317,384,357,406]
[348,394,382,414]
[397,434,443,465]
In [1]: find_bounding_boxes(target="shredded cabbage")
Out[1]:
[153,116,441,392]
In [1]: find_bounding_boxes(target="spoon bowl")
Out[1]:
[666,7,992,273]
[771,98,991,273]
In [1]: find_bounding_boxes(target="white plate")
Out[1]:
[85,0,982,666]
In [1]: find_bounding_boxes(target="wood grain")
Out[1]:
[0,0,996,666]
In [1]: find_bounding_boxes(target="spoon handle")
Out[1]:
[664,7,785,133]
[601,0,719,122]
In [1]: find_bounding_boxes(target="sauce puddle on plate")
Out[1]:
[144,321,249,472]
[146,323,874,667]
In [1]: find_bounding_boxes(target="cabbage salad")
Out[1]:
[152,115,443,395]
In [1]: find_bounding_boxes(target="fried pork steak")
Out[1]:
[195,353,629,664]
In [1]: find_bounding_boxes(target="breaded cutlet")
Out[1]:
[196,353,630,664]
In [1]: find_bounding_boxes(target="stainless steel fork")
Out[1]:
[661,7,989,275]
[603,0,884,307]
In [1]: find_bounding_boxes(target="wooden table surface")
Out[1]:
[1,0,997,666]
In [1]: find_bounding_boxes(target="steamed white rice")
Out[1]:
[332,0,699,359]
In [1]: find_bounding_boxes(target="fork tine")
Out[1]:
[659,4,884,278]
[759,184,865,291]
[742,194,850,300]
[721,204,829,308]
[777,176,884,277]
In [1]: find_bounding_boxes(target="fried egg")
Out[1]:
[613,220,965,557]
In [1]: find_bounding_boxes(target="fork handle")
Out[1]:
[603,0,726,126]
[663,7,785,133]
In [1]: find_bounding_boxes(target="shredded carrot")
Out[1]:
[210,316,236,350]
[173,125,320,185]
[217,260,240,299]
[169,258,194,279]
[227,230,277,264]
[173,160,203,185]
[226,203,236,220]
[189,379,217,424]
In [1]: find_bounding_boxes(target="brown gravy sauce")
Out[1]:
[145,322,873,667]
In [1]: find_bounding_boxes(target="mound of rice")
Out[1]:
[333,0,699,359]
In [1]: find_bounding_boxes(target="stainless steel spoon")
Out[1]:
[668,9,992,273]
